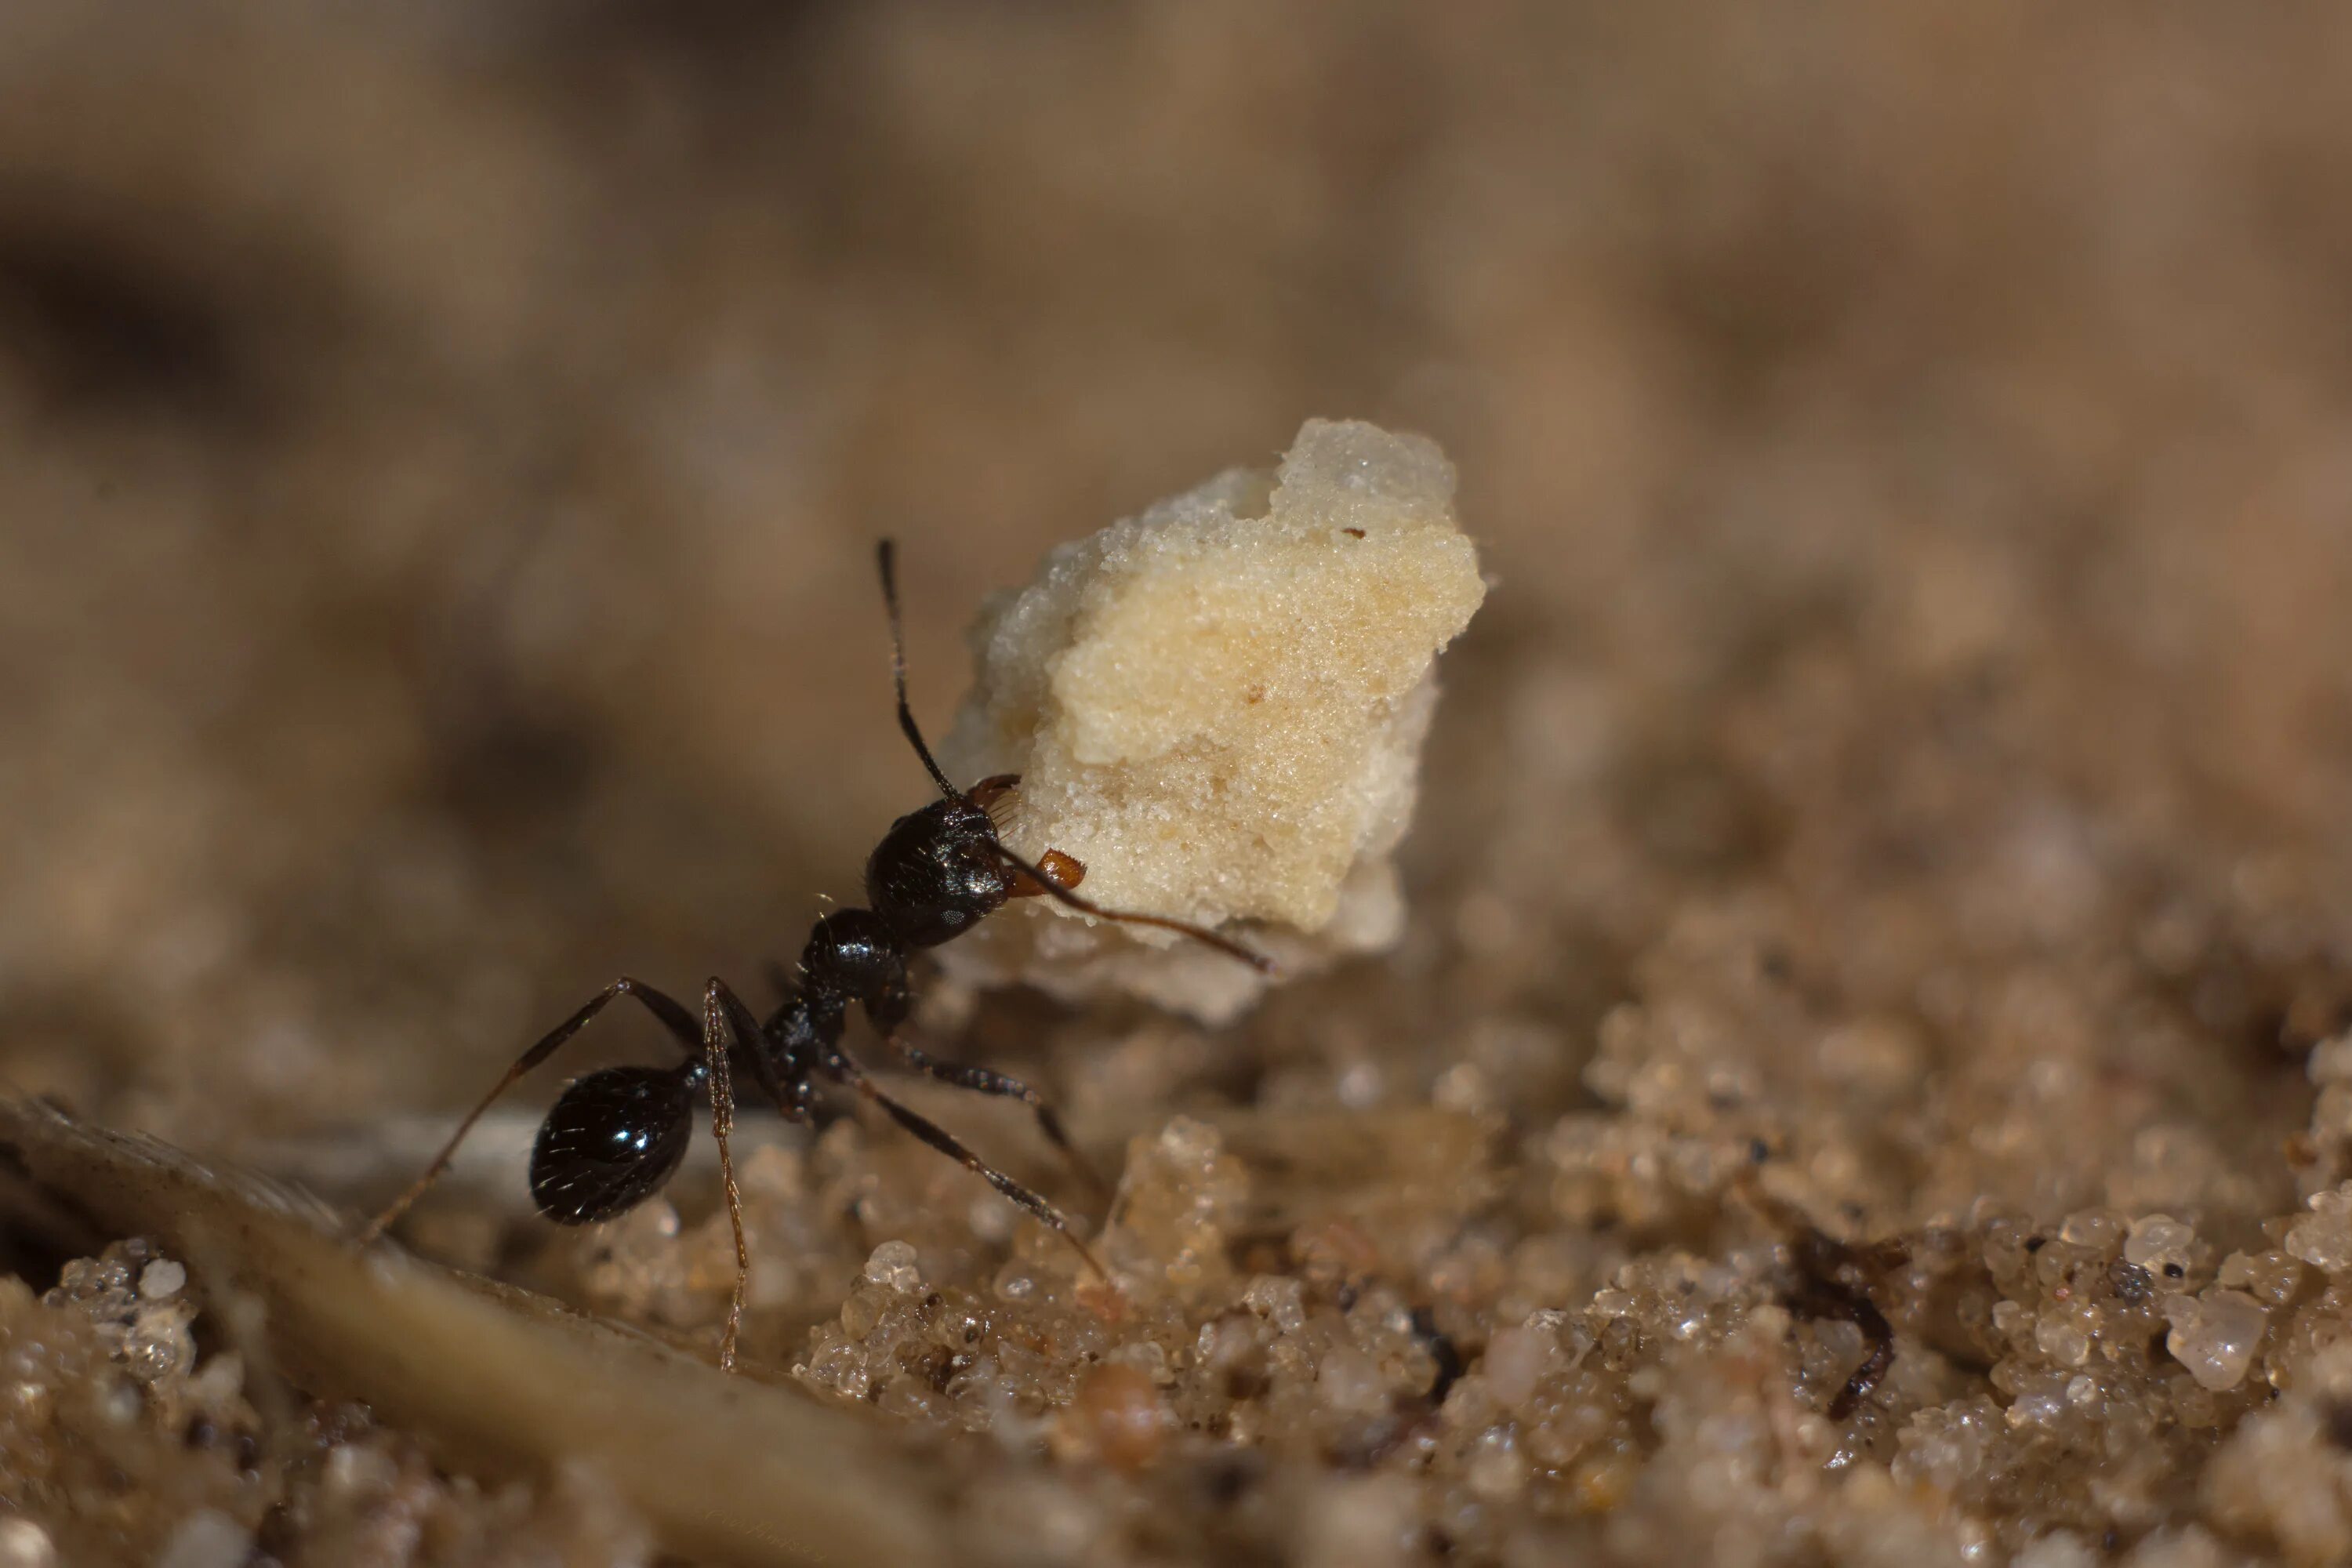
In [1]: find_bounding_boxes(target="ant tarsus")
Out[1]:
[1786,1227,1898,1420]
[360,539,1269,1373]
[1731,1176,1901,1421]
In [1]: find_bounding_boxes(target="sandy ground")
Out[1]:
[4,5,2352,1564]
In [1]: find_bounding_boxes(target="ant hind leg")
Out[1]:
[358,976,702,1246]
[697,978,758,1373]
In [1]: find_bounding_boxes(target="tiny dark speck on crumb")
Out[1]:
[1203,1455,1258,1506]
[1342,527,1365,538]
[2024,1236,2045,1253]
[2325,1399,2352,1450]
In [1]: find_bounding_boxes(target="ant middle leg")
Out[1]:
[880,1037,1107,1197]
[358,977,702,1246]
[824,1049,1109,1283]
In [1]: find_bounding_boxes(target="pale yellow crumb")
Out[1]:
[936,418,1486,1020]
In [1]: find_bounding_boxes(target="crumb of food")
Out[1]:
[938,418,1486,1019]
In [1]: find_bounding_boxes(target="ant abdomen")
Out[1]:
[529,1064,698,1225]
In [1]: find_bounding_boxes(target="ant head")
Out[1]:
[529,1065,694,1224]
[864,796,1014,949]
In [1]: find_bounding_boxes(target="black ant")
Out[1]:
[360,540,1272,1370]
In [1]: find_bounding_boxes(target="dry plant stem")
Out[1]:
[0,1090,955,1568]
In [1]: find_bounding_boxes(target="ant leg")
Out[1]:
[699,978,757,1374]
[1787,1228,1896,1419]
[825,1049,1108,1282]
[987,840,1277,975]
[880,1037,1107,1197]
[359,977,702,1246]
[1790,1275,1894,1419]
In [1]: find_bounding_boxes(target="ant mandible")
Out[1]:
[359,540,1272,1371]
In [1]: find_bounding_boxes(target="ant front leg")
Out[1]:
[359,977,703,1245]
[880,1036,1106,1197]
[988,840,1277,975]
[823,1047,1109,1283]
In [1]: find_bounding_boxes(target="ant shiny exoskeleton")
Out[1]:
[359,542,1271,1370]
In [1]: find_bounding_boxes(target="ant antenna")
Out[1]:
[877,539,963,803]
[991,839,1279,975]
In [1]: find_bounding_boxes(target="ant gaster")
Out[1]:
[360,541,1272,1370]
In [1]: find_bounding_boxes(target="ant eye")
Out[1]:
[529,1065,693,1225]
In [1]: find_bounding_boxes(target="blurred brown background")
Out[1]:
[2,0,2348,1172]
